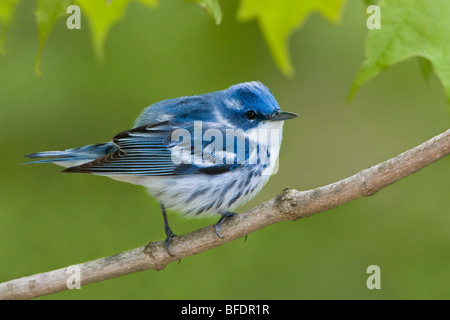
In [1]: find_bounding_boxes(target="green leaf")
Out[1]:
[134,0,158,8]
[35,0,72,75]
[76,0,130,62]
[349,0,450,104]
[364,0,379,6]
[237,0,346,76]
[417,57,433,85]
[35,0,73,75]
[191,0,222,25]
[0,0,20,55]
[105,0,157,7]
[76,0,157,62]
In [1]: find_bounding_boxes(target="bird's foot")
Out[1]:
[164,229,177,256]
[215,211,236,239]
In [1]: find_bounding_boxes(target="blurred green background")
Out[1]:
[1,0,449,299]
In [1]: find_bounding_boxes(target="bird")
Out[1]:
[25,81,297,255]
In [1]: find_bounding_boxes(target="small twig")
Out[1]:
[1,129,449,300]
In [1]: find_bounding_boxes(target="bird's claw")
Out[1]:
[164,230,177,256]
[215,212,236,239]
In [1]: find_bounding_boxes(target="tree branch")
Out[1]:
[1,129,449,300]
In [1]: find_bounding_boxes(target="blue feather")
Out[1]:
[26,81,297,223]
[25,143,116,165]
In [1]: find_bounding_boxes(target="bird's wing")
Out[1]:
[63,121,246,176]
[63,121,177,175]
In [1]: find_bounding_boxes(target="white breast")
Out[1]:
[136,120,284,217]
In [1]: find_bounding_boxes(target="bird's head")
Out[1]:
[216,81,297,130]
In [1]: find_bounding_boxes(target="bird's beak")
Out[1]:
[269,110,298,121]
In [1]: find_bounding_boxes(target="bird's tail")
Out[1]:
[25,142,116,168]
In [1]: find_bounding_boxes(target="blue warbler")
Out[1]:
[26,81,297,254]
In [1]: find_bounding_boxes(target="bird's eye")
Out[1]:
[246,110,256,120]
